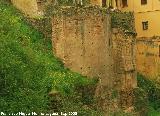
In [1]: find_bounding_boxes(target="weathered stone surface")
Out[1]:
[11,0,47,17]
[112,29,137,109]
[52,7,114,87]
[52,7,137,112]
[136,37,160,82]
[112,29,137,88]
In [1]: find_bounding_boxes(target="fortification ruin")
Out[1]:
[52,6,137,112]
[10,0,138,113]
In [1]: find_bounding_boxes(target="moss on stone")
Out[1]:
[111,11,136,36]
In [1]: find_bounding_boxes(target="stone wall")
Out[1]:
[136,37,160,83]
[112,28,137,89]
[52,7,114,87]
[52,7,137,112]
[11,0,39,17]
[112,28,137,109]
[11,0,47,17]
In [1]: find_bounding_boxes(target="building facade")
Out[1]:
[113,0,160,38]
[111,0,160,81]
[92,0,160,37]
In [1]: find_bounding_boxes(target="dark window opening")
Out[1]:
[115,0,118,7]
[102,0,106,7]
[142,21,148,30]
[141,0,147,5]
[159,45,160,57]
[122,0,128,7]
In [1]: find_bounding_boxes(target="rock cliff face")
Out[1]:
[52,6,137,112]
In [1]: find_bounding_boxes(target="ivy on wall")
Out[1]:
[111,11,136,36]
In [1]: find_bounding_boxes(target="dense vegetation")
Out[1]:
[1,1,160,116]
[111,12,136,36]
[0,1,101,115]
[136,74,160,115]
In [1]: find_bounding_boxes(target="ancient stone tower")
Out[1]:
[52,6,137,112]
[52,7,114,87]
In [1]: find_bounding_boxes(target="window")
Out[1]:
[141,0,147,5]
[142,21,148,30]
[159,45,160,57]
[122,0,128,7]
[102,0,106,7]
[115,0,118,7]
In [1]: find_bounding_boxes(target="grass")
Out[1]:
[0,1,100,115]
[1,1,160,116]
[137,74,160,116]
